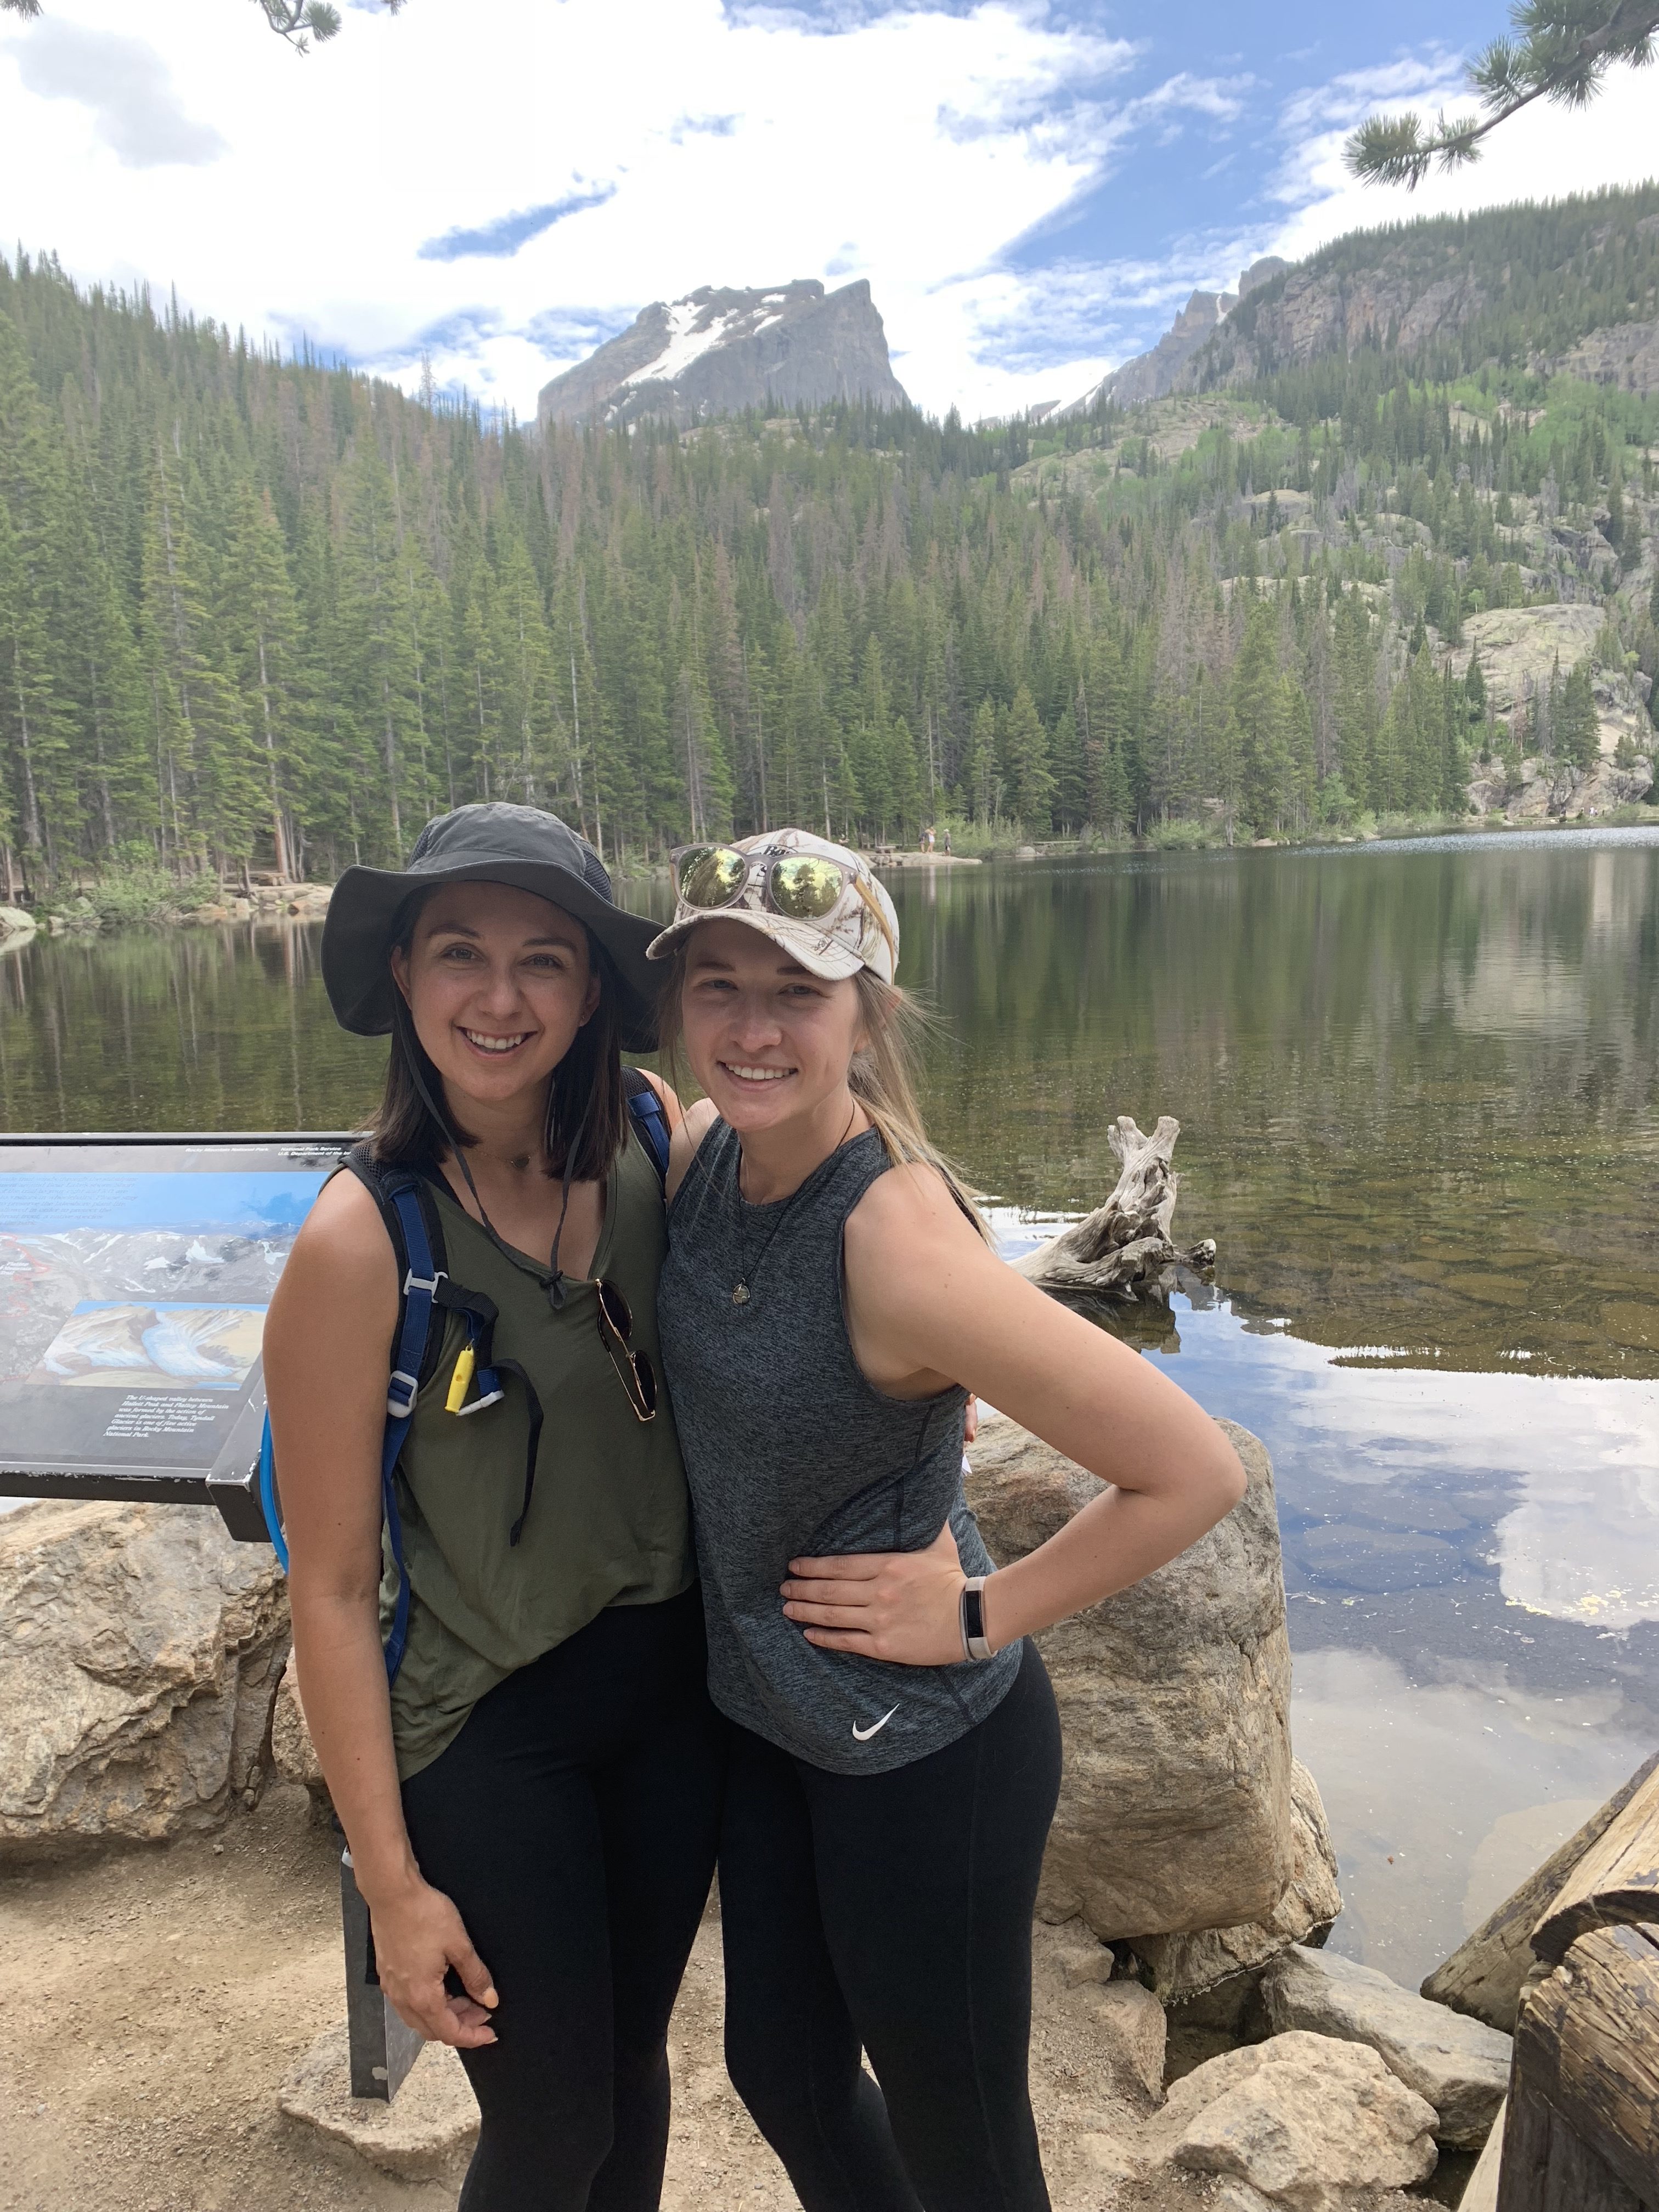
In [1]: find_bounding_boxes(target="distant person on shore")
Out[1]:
[648,830,1244,2212]
[941,824,952,854]
[264,803,724,2212]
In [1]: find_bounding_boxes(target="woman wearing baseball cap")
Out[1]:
[263,803,725,2212]
[651,830,1246,2211]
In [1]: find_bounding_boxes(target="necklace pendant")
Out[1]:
[731,1281,751,1306]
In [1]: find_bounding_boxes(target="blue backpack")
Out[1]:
[258,1071,672,1681]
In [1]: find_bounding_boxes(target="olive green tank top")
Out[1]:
[385,1126,694,1779]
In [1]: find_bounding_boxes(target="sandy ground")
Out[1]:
[0,1783,1464,2212]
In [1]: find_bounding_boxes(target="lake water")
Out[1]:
[3,828,1656,1986]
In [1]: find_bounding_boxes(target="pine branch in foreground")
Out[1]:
[1345,2,1659,188]
[0,0,403,45]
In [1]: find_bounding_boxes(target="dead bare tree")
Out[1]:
[1013,1115,1216,1307]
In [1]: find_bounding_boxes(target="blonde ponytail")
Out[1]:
[849,972,992,1243]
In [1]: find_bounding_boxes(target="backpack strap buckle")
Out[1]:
[387,1369,421,1419]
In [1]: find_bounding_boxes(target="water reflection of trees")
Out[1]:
[1,850,1654,1377]
[896,845,1659,1378]
[0,925,381,1136]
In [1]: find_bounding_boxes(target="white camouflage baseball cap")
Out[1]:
[646,828,900,984]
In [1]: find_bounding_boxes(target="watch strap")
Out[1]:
[960,1575,993,1662]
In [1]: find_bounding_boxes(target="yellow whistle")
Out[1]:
[445,1345,476,1414]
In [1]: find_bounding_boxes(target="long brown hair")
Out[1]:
[365,890,628,1182]
[654,938,991,1242]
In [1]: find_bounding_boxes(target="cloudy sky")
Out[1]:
[1,0,1655,422]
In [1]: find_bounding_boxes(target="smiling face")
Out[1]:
[679,917,866,1137]
[390,879,599,1116]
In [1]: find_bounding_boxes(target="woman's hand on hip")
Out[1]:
[365,1875,500,2047]
[781,1521,968,1667]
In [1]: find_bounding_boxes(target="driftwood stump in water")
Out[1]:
[1013,1115,1215,1306]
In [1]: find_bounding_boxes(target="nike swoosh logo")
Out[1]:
[852,1706,899,1742]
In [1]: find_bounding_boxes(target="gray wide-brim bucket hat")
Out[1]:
[322,803,661,1053]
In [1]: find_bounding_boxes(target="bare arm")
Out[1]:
[263,1172,498,2046]
[780,1163,1246,1664]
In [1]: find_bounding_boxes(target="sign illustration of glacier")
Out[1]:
[0,1137,347,1533]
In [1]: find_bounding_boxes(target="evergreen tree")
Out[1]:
[0,491,63,888]
[886,714,923,842]
[139,437,248,868]
[1049,707,1086,830]
[1232,597,1289,832]
[1331,589,1380,808]
[221,483,309,878]
[336,445,423,855]
[1002,685,1055,831]
[1555,658,1599,770]
[0,217,1654,880]
[961,699,1000,823]
[1464,646,1487,724]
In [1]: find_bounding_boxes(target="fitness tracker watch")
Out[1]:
[959,1575,994,1662]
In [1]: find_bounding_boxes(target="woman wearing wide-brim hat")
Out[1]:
[264,803,726,2212]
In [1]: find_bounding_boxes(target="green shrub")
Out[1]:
[923,812,1031,858]
[1143,817,1215,851]
[74,858,225,927]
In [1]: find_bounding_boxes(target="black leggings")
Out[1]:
[400,1587,726,2212]
[719,1641,1063,2212]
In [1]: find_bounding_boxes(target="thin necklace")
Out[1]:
[731,1101,858,1307]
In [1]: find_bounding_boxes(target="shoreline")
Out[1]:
[5,806,1657,946]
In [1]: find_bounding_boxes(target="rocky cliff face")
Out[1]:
[1539,316,1659,396]
[1049,258,1289,419]
[1199,257,1489,384]
[1098,290,1235,409]
[536,279,908,431]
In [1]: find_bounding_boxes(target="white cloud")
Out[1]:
[1262,52,1659,269]
[0,0,1240,419]
[13,18,225,167]
[0,5,1654,425]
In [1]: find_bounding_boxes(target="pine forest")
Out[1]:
[2,185,1658,895]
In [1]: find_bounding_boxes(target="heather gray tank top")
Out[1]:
[657,1121,1020,1774]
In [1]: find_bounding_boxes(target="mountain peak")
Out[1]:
[537,278,908,431]
[1040,256,1295,422]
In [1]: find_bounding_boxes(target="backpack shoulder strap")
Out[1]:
[342,1146,453,1391]
[623,1068,671,1187]
[260,1147,464,1685]
[341,1147,454,1682]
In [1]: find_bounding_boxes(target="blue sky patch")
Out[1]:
[418,185,617,263]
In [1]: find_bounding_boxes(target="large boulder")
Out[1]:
[1125,1759,1342,2005]
[1146,2030,1438,2209]
[1260,1944,1511,2148]
[966,1415,1295,1938]
[0,1499,289,1858]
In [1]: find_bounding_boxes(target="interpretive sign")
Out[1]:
[0,1134,349,1537]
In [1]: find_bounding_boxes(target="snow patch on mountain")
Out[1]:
[537,279,907,431]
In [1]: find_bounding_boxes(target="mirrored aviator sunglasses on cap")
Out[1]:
[672,844,850,924]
